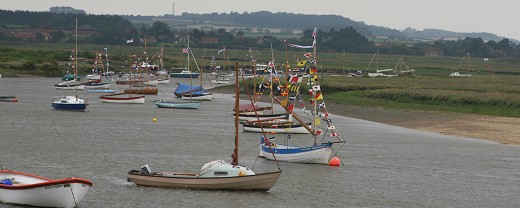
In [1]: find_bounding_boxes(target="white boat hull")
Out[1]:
[156,79,170,84]
[181,94,213,101]
[259,142,333,164]
[0,170,92,208]
[84,83,110,89]
[55,85,85,90]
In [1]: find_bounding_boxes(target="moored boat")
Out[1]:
[0,96,17,102]
[154,100,201,109]
[87,89,117,93]
[170,70,200,78]
[124,87,158,95]
[51,96,88,111]
[181,92,213,101]
[100,92,145,104]
[0,168,92,208]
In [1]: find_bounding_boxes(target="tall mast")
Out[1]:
[104,48,109,77]
[74,17,79,99]
[232,61,239,166]
[269,41,275,115]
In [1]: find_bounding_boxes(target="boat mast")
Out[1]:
[232,61,239,166]
[187,35,193,96]
[74,17,79,99]
[269,41,275,115]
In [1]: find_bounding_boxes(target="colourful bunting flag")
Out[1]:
[297,60,307,67]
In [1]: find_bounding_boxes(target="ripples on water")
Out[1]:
[1,77,519,208]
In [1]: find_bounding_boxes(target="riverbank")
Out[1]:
[211,86,520,146]
[322,103,520,146]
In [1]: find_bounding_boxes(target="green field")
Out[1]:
[1,42,519,117]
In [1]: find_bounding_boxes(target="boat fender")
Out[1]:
[238,171,246,176]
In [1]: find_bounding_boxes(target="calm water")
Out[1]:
[1,77,519,208]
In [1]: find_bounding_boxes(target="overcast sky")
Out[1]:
[3,0,520,40]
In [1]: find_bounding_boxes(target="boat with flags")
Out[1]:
[127,62,281,191]
[175,36,213,101]
[258,27,346,164]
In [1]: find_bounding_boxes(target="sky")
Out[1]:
[3,0,520,40]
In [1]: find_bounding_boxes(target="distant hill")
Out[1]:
[125,11,515,43]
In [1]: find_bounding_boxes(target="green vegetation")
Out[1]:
[321,76,520,118]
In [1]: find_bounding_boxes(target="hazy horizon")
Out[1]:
[2,0,520,40]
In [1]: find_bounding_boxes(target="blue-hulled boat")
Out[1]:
[51,96,87,111]
[173,83,206,97]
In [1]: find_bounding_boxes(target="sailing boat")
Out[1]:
[449,52,473,77]
[240,45,300,133]
[87,48,118,93]
[179,38,213,101]
[51,18,88,111]
[84,48,111,90]
[154,40,201,109]
[100,45,145,104]
[211,48,231,84]
[127,62,281,191]
[258,27,345,164]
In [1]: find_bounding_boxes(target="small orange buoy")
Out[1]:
[152,117,158,122]
[329,156,341,166]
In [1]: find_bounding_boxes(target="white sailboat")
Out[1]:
[259,27,346,164]
[51,18,88,111]
[450,52,473,77]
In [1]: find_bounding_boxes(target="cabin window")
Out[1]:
[214,171,228,176]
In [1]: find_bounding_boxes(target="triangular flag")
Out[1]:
[315,93,323,100]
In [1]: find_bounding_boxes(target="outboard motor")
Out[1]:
[140,164,152,175]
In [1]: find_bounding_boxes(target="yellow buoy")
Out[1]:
[152,117,158,122]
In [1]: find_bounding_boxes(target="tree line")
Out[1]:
[1,10,520,58]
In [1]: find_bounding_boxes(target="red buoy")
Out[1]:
[329,156,341,166]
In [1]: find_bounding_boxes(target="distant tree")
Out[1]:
[151,21,171,36]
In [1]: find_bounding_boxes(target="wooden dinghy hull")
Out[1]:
[127,170,281,191]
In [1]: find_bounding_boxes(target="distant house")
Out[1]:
[176,32,189,44]
[424,48,444,56]
[77,25,98,37]
[10,31,36,40]
[201,37,219,44]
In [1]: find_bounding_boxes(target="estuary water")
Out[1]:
[1,77,519,208]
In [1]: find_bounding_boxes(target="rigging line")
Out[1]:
[330,143,347,166]
[67,178,78,208]
[282,172,300,194]
[240,67,281,170]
